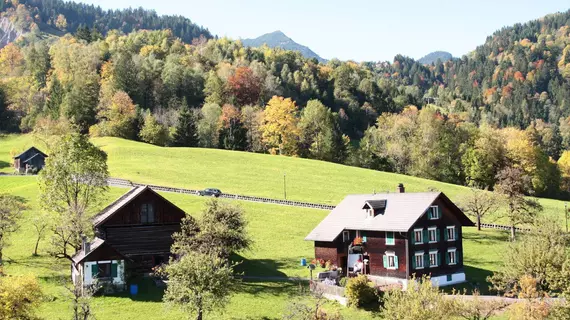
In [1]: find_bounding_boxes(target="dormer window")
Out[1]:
[362,200,387,218]
[141,203,155,224]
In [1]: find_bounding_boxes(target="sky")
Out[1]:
[78,0,569,62]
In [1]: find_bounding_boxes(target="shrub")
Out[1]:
[339,277,348,287]
[0,274,43,319]
[345,275,376,307]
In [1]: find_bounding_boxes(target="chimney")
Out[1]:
[397,183,405,193]
[82,235,90,254]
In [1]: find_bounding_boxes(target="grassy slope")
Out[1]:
[1,134,565,225]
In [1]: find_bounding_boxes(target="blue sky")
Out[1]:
[79,0,569,62]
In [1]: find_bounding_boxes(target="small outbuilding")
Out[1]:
[13,147,48,173]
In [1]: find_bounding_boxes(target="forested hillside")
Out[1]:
[0,0,211,46]
[1,1,570,200]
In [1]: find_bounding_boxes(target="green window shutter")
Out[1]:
[362,232,367,243]
[436,229,440,242]
[412,256,416,269]
[411,233,415,245]
[383,255,388,268]
[394,256,399,269]
[424,254,429,268]
[445,252,450,265]
[111,263,118,278]
[423,229,428,243]
[437,206,442,219]
[91,264,98,278]
[444,228,448,241]
[455,227,459,240]
[437,252,441,266]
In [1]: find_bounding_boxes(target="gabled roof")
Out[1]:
[22,152,45,164]
[92,186,148,226]
[305,192,473,242]
[71,237,105,264]
[13,146,47,159]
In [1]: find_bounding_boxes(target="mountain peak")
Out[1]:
[242,31,325,63]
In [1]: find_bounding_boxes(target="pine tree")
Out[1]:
[173,103,198,147]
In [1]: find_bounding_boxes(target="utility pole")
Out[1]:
[283,173,287,200]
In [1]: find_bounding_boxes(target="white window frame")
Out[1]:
[414,228,423,244]
[414,252,424,269]
[385,231,395,245]
[429,250,438,268]
[429,205,440,220]
[342,231,350,242]
[446,226,456,241]
[448,248,457,265]
[428,226,438,243]
[386,252,397,270]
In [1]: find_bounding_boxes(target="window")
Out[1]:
[342,231,350,242]
[446,274,453,282]
[385,231,395,245]
[141,203,155,224]
[446,226,456,241]
[429,250,439,267]
[414,252,424,269]
[447,249,457,265]
[383,252,398,270]
[428,205,440,220]
[367,209,374,218]
[90,261,118,279]
[428,227,439,243]
[414,228,423,244]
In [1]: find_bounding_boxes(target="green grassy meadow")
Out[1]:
[0,134,527,318]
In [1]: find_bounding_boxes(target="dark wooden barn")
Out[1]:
[13,147,48,173]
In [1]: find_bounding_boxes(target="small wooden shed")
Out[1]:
[13,147,48,173]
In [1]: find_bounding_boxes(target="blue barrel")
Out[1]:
[130,284,138,295]
[300,258,307,266]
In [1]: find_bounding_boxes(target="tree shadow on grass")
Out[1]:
[237,279,302,297]
[0,160,9,169]
[231,254,289,278]
[109,277,165,302]
[441,265,494,295]
[463,230,510,244]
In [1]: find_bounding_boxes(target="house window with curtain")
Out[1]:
[428,205,440,219]
[447,248,457,265]
[383,252,398,270]
[413,228,423,244]
[413,252,424,269]
[141,203,155,224]
[91,261,117,279]
[428,227,439,243]
[446,226,456,241]
[429,250,439,267]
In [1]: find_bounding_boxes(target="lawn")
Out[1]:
[1,134,567,227]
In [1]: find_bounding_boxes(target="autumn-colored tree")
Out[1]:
[139,113,170,146]
[0,275,43,319]
[261,96,300,156]
[241,105,265,152]
[299,99,336,161]
[558,150,570,193]
[203,70,225,105]
[227,67,261,106]
[0,43,24,76]
[55,14,67,30]
[90,91,137,139]
[462,126,506,189]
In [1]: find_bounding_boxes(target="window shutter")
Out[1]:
[445,252,450,265]
[91,264,98,278]
[455,227,459,240]
[111,263,118,278]
[362,232,367,243]
[383,255,388,268]
[457,250,461,264]
[437,206,442,219]
[424,254,429,268]
[436,229,440,242]
[437,252,441,266]
[444,229,448,241]
[411,233,415,245]
[423,229,428,243]
[394,256,399,269]
[412,256,416,269]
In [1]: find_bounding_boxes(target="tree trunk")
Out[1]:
[510,225,516,241]
[477,215,481,231]
[34,237,40,255]
[196,308,203,320]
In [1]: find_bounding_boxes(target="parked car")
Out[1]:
[198,188,222,197]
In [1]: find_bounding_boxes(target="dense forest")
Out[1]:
[1,0,570,199]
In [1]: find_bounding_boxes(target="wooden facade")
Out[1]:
[313,193,468,283]
[13,147,47,172]
[94,188,186,271]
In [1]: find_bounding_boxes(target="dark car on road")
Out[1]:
[198,188,222,197]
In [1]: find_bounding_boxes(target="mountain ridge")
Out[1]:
[242,30,326,62]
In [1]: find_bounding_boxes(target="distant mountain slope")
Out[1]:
[0,0,211,47]
[418,51,453,64]
[242,30,325,62]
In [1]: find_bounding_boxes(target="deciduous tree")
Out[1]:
[0,194,26,267]
[458,189,502,231]
[139,113,170,146]
[197,103,221,148]
[261,96,299,155]
[38,133,109,262]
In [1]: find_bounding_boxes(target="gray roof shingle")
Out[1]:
[305,192,442,242]
[71,237,105,264]
[92,186,148,226]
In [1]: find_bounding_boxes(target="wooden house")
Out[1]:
[13,147,47,173]
[72,186,186,287]
[305,184,474,288]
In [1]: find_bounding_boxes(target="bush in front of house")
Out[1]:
[345,275,377,307]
